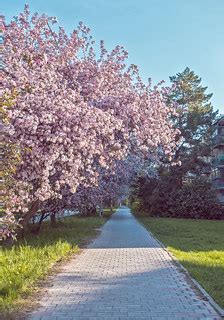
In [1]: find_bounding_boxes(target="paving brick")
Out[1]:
[28,207,221,319]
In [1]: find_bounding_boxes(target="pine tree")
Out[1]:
[169,67,218,180]
[131,68,220,217]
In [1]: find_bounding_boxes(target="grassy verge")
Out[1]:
[103,207,117,218]
[137,216,224,308]
[0,214,109,314]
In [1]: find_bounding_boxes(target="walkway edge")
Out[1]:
[136,217,224,318]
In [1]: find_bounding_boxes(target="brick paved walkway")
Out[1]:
[30,206,221,320]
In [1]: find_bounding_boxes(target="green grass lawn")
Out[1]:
[138,216,224,308]
[0,214,109,314]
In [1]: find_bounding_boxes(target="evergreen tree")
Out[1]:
[131,68,221,218]
[169,67,218,181]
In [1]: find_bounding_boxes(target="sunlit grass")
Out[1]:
[138,217,224,308]
[0,215,108,313]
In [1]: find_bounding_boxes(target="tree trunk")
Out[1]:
[50,212,57,227]
[21,199,40,231]
[31,212,49,233]
[110,200,113,214]
[99,200,103,217]
[90,207,97,216]
[3,236,14,247]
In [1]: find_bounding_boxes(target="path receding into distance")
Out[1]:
[30,206,221,320]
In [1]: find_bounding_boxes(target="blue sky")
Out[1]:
[2,0,224,113]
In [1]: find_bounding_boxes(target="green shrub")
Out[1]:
[133,176,223,219]
[167,178,222,219]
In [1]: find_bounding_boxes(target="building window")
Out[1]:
[218,125,224,135]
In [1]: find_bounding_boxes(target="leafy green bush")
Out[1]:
[167,178,222,219]
[133,176,223,219]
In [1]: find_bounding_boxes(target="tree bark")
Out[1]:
[21,199,40,230]
[31,212,49,233]
[90,207,97,216]
[50,212,57,227]
[99,200,103,217]
[110,200,113,214]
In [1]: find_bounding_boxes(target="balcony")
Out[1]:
[213,135,224,147]
[212,179,224,189]
[212,156,224,167]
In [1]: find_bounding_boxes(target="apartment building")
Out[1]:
[211,116,224,203]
